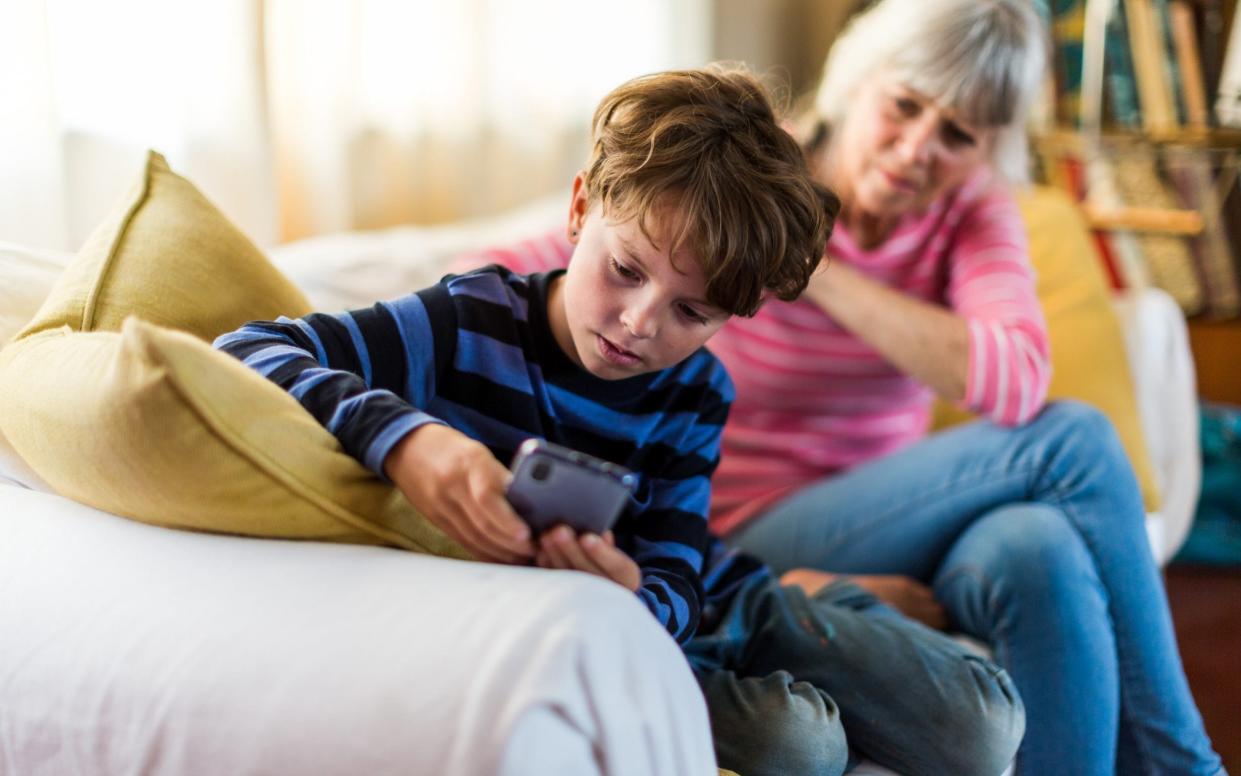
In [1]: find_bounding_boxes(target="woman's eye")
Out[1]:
[610,257,639,281]
[944,123,976,147]
[894,97,919,117]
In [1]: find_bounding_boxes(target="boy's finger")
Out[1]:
[480,490,532,543]
[446,503,529,564]
[471,472,535,551]
[449,482,533,559]
[580,533,626,576]
[551,527,602,573]
[539,532,573,569]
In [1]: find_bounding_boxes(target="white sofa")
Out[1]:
[0,195,1199,775]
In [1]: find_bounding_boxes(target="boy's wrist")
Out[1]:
[383,426,429,483]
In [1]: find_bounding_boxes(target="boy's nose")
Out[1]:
[621,302,658,340]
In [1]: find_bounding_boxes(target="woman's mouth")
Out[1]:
[880,168,919,193]
[597,334,641,367]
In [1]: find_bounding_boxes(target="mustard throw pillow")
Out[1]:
[0,150,466,556]
[0,319,468,557]
[19,150,310,342]
[933,186,1160,511]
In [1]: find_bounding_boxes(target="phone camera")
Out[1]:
[531,460,552,482]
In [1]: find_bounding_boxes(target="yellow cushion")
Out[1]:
[0,318,467,556]
[0,150,467,556]
[932,185,1160,511]
[19,150,310,342]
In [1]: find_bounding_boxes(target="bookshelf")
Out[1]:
[1036,0,1241,390]
[1033,0,1241,402]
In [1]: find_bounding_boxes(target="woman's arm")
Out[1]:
[805,187,1051,425]
[801,262,970,401]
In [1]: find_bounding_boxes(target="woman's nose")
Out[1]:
[897,114,937,166]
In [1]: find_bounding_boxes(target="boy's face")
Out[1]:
[548,175,728,380]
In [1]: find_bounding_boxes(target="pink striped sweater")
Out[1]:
[452,172,1051,536]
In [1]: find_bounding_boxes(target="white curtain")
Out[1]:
[0,0,710,251]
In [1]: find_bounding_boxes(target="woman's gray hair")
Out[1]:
[814,0,1048,184]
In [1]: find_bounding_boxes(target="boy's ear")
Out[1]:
[567,172,588,245]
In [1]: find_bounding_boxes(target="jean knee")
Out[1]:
[704,670,848,776]
[938,505,1109,636]
[766,682,848,776]
[1037,400,1126,460]
[989,506,1100,589]
[935,657,1026,776]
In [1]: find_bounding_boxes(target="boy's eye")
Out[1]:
[610,257,640,281]
[678,302,708,324]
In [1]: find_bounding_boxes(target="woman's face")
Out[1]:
[833,72,995,222]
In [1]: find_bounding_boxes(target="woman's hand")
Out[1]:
[384,423,536,564]
[536,525,642,592]
[801,261,970,402]
[781,568,948,631]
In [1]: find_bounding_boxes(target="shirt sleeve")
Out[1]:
[623,361,733,644]
[212,285,456,477]
[447,229,573,276]
[946,186,1051,426]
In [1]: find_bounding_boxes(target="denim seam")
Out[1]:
[812,464,1042,560]
[830,457,1157,770]
[1035,478,1160,771]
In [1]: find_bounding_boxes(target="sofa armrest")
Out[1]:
[1110,287,1201,565]
[0,484,717,776]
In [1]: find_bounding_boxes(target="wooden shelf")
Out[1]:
[1186,317,1241,406]
[1036,126,1241,150]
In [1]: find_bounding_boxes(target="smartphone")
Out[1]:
[506,438,638,535]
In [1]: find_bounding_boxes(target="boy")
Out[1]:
[216,66,1022,776]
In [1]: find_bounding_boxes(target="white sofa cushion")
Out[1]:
[0,484,717,776]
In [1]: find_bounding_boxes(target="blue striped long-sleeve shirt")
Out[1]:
[214,265,759,644]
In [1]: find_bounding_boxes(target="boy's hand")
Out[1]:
[536,526,641,592]
[384,424,535,564]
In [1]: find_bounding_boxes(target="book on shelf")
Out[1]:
[1105,0,1145,128]
[1110,147,1206,313]
[1164,147,1241,316]
[1082,153,1155,291]
[1217,0,1241,124]
[1170,0,1212,127]
[1155,0,1190,125]
[1125,0,1181,130]
[1048,0,1087,124]
[1192,0,1229,116]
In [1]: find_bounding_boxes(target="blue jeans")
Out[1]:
[728,401,1225,776]
[686,575,1024,776]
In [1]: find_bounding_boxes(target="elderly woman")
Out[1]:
[455,1,1225,772]
[714,1,1223,773]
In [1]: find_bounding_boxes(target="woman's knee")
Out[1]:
[940,505,1107,615]
[702,670,848,776]
[1034,400,1126,461]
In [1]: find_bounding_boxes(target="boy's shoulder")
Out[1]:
[441,262,527,294]
[435,263,544,319]
[649,345,736,409]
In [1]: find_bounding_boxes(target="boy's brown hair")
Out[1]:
[583,63,839,317]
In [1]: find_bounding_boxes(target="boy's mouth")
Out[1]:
[597,334,642,367]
